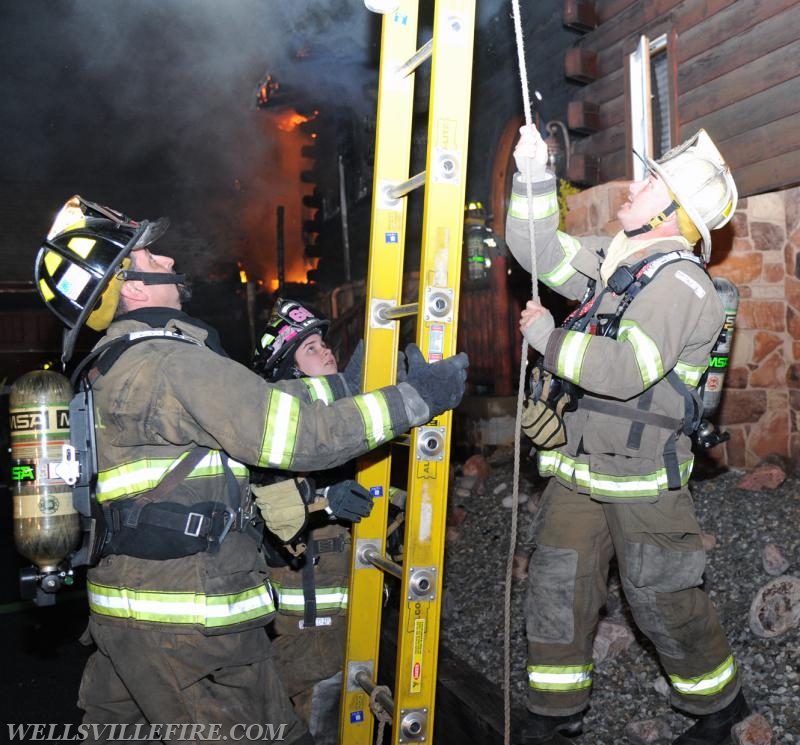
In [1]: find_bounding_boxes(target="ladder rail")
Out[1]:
[340,4,420,744]
[393,3,475,742]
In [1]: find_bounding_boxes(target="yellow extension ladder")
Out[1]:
[339,1,476,743]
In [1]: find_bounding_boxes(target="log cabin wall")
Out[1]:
[562,0,800,198]
[563,181,800,470]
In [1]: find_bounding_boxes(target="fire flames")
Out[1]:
[274,109,318,133]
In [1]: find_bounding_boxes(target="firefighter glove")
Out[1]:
[405,343,469,418]
[322,480,374,522]
[396,349,408,383]
[514,124,549,183]
[520,302,555,355]
[251,478,310,544]
[342,339,364,394]
[521,367,570,449]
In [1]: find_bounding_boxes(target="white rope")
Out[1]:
[504,3,540,745]
[369,684,393,745]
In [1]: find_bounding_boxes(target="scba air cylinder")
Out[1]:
[9,370,80,574]
[701,277,739,418]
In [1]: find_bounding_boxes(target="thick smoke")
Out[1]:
[0,0,380,283]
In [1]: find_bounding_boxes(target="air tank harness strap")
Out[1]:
[70,328,204,388]
[301,541,318,629]
[577,371,695,490]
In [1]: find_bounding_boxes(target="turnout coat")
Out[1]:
[506,174,724,501]
[85,310,429,635]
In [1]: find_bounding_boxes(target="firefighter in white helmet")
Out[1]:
[506,129,746,745]
[33,195,468,744]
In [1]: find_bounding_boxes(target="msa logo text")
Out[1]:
[10,409,70,432]
[12,464,36,482]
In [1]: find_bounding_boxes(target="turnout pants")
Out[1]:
[271,623,346,724]
[525,479,740,718]
[78,618,313,744]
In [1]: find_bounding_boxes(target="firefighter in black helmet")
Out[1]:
[32,196,468,744]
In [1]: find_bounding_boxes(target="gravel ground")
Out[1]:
[439,451,800,744]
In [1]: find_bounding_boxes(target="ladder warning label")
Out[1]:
[428,323,444,359]
[410,617,426,693]
[385,232,399,243]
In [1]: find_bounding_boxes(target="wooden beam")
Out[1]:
[732,148,800,197]
[684,77,800,144]
[567,152,601,186]
[589,0,735,58]
[567,100,601,133]
[677,0,797,65]
[678,38,800,123]
[678,3,800,92]
[706,113,800,185]
[563,0,598,32]
[565,47,598,84]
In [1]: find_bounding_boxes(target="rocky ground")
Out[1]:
[439,449,800,744]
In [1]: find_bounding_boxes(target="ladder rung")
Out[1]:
[376,302,419,323]
[358,544,403,580]
[397,38,433,78]
[354,669,395,717]
[387,170,426,200]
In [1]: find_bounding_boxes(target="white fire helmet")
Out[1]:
[646,129,738,263]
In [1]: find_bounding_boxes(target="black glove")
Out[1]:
[322,479,374,522]
[404,343,469,418]
[342,339,364,394]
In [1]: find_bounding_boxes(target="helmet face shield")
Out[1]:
[645,130,737,262]
[252,298,330,381]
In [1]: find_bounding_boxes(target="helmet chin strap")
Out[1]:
[624,199,679,238]
[120,270,187,285]
[120,270,192,303]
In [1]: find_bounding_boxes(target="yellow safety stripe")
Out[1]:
[527,663,593,692]
[271,583,348,615]
[302,376,336,404]
[669,655,737,696]
[540,232,582,288]
[352,391,395,449]
[96,450,247,503]
[555,330,591,382]
[617,320,664,387]
[87,580,275,628]
[508,188,559,221]
[259,389,301,469]
[674,360,707,388]
[537,451,693,498]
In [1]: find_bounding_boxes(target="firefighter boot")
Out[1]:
[672,691,750,744]
[517,711,584,744]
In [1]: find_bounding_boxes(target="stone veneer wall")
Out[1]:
[563,182,800,470]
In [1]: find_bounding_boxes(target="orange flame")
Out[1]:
[275,109,317,132]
